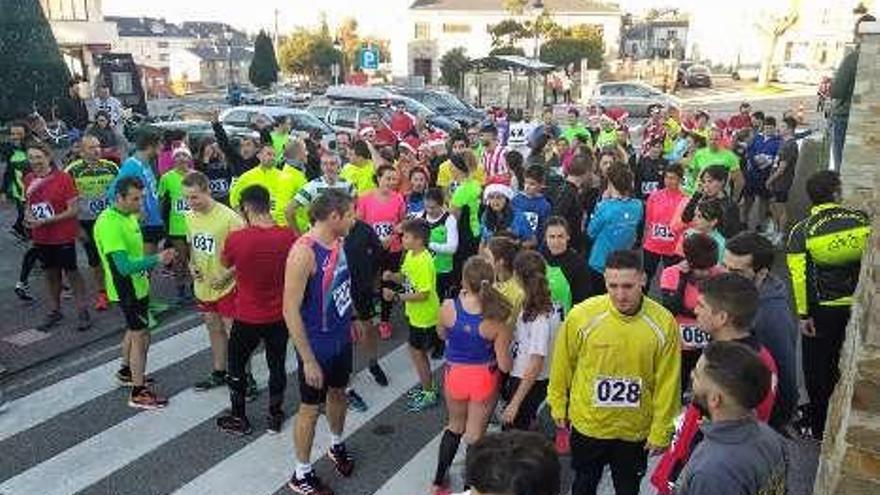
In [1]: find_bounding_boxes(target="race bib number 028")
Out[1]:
[680,325,711,349]
[594,377,642,408]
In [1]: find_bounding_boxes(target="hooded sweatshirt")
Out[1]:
[675,419,787,495]
[753,273,799,428]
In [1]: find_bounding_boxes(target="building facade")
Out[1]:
[391,0,622,84]
[39,0,119,82]
[622,12,688,60]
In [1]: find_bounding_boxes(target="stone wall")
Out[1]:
[813,21,880,495]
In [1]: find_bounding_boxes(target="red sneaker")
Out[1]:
[378,321,393,340]
[555,426,571,455]
[94,291,109,311]
[128,388,169,410]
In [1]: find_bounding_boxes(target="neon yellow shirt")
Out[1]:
[275,165,308,231]
[340,161,376,195]
[186,202,243,302]
[401,249,439,328]
[229,165,286,225]
[548,294,681,447]
[496,277,525,328]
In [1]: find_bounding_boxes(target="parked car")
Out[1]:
[321,86,461,134]
[732,64,762,81]
[308,100,410,147]
[264,90,312,107]
[386,87,484,128]
[776,63,830,85]
[684,64,712,88]
[676,61,695,87]
[589,82,680,118]
[218,106,336,149]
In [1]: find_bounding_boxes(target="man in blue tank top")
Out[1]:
[283,189,357,495]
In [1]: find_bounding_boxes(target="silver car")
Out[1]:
[589,82,680,118]
[218,105,336,148]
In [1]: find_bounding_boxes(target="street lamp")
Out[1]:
[223,30,234,90]
[332,38,342,86]
[532,0,544,59]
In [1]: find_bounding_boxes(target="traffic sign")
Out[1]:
[360,47,379,70]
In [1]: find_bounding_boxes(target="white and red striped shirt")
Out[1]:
[482,144,509,182]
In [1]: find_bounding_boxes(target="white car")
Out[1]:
[776,63,828,85]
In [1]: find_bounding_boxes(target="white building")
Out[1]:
[39,0,119,82]
[686,0,872,69]
[106,16,193,70]
[391,0,623,84]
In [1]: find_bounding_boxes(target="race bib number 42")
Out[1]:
[594,377,642,408]
[680,324,711,349]
[30,202,55,220]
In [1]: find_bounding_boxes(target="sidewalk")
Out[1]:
[0,207,186,377]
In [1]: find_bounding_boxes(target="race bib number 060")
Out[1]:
[680,325,711,349]
[594,377,642,408]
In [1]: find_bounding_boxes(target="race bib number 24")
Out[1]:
[594,377,642,408]
[30,202,55,220]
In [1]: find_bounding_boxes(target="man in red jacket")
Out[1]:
[389,100,416,140]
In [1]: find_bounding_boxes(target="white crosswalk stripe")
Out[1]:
[0,322,657,495]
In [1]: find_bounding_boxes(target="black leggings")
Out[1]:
[19,246,40,284]
[803,305,849,439]
[228,320,288,417]
[379,250,403,323]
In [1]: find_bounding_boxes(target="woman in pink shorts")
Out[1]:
[431,256,513,495]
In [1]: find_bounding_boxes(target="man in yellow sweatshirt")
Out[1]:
[549,249,681,495]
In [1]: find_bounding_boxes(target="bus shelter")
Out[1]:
[462,55,555,117]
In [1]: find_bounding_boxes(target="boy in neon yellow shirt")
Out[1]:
[158,146,194,303]
[340,140,376,195]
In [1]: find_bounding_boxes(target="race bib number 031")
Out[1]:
[594,377,642,408]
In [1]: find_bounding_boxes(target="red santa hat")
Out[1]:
[358,126,376,137]
[399,136,420,153]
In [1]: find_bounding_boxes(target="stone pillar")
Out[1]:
[813,21,880,495]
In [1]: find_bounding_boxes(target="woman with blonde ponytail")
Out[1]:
[431,256,512,495]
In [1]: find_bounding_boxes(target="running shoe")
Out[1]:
[407,389,438,412]
[94,291,109,311]
[287,471,332,495]
[369,362,389,387]
[405,384,423,400]
[267,411,284,434]
[61,285,73,300]
[14,281,34,302]
[76,309,92,332]
[194,372,227,391]
[328,443,355,477]
[346,389,368,412]
[216,414,252,436]
[128,388,169,410]
[36,310,63,332]
[245,373,259,402]
[377,321,393,340]
[115,368,155,387]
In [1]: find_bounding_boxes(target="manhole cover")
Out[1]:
[372,424,395,436]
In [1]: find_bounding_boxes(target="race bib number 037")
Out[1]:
[594,377,642,408]
[191,233,216,255]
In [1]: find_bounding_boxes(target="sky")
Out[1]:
[102,0,687,37]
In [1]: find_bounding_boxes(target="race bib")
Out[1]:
[175,198,191,214]
[209,179,230,195]
[30,202,55,220]
[374,222,395,240]
[523,211,539,232]
[191,233,216,255]
[87,197,110,217]
[651,223,674,241]
[332,278,352,318]
[680,324,711,349]
[594,376,642,408]
[642,181,659,196]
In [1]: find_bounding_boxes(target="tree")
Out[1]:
[756,0,801,87]
[0,0,70,121]
[503,0,529,15]
[440,47,469,90]
[278,27,340,79]
[539,37,603,69]
[488,19,529,49]
[249,30,279,89]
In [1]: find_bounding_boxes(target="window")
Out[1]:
[44,0,89,21]
[110,72,134,95]
[442,23,471,34]
[157,41,169,49]
[159,54,170,62]
[414,22,431,40]
[599,84,622,96]
[221,110,250,127]
[329,107,357,129]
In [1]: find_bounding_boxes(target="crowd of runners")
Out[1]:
[0,86,872,495]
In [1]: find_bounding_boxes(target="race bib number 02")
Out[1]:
[174,198,191,214]
[191,233,216,255]
[30,202,55,220]
[594,377,642,408]
[680,324,711,349]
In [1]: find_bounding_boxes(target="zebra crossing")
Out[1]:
[0,322,658,495]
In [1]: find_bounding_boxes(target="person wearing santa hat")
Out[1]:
[390,100,416,141]
[157,145,195,305]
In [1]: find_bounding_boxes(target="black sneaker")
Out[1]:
[76,309,92,332]
[14,282,34,302]
[216,414,252,436]
[369,362,389,387]
[287,471,332,495]
[116,368,155,387]
[245,373,259,402]
[36,310,63,332]
[194,372,227,391]
[328,443,354,477]
[267,411,284,434]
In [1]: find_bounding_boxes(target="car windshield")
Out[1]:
[689,66,709,74]
[289,113,334,133]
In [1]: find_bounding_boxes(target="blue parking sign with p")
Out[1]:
[360,48,379,70]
